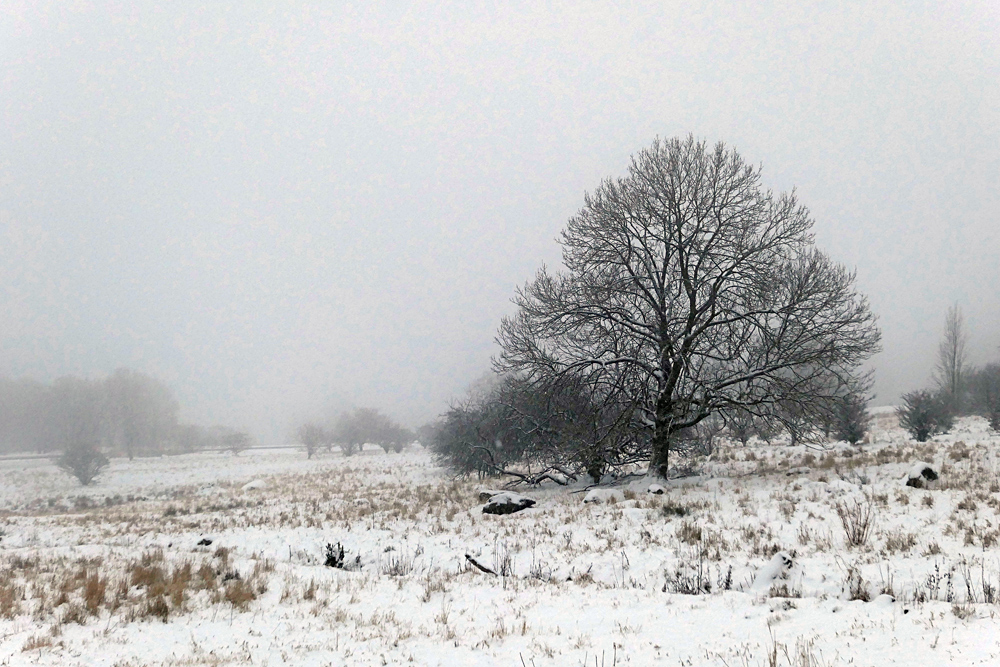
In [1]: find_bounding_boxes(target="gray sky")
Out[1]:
[2,1,998,443]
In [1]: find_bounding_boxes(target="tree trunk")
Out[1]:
[650,393,672,479]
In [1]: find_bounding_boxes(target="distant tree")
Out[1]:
[0,377,52,453]
[968,363,1000,431]
[172,423,210,453]
[725,409,776,446]
[496,137,881,478]
[102,368,179,459]
[897,390,953,442]
[297,423,326,459]
[222,430,252,455]
[333,409,369,456]
[833,392,870,445]
[415,421,441,448]
[934,304,969,413]
[380,423,414,454]
[332,408,411,455]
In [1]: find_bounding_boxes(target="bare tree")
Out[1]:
[497,137,881,478]
[934,304,968,413]
[297,423,326,459]
[968,363,1000,431]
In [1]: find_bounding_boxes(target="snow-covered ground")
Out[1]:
[3,419,1000,666]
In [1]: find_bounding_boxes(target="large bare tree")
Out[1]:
[497,137,881,478]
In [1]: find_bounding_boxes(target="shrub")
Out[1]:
[324,542,345,568]
[897,390,954,442]
[835,497,877,547]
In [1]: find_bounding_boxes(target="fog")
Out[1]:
[2,1,998,443]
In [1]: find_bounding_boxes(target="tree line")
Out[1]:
[296,407,415,458]
[0,369,250,458]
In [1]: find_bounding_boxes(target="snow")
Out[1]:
[2,418,1000,665]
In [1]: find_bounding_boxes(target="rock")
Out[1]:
[583,488,624,504]
[647,484,666,495]
[197,538,213,547]
[478,489,504,503]
[241,479,267,492]
[482,492,536,515]
[905,462,938,489]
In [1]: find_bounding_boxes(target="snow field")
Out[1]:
[2,419,1000,665]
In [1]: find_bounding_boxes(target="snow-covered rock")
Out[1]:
[751,551,795,591]
[583,488,624,504]
[905,462,938,489]
[241,479,267,492]
[647,483,666,495]
[482,492,536,515]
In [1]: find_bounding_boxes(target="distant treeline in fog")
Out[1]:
[0,369,242,457]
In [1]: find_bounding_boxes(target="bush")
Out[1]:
[57,446,110,486]
[897,390,953,442]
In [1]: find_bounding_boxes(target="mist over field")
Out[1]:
[1,1,998,443]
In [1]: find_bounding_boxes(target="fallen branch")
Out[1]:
[465,554,497,576]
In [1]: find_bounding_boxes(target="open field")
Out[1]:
[3,418,1000,666]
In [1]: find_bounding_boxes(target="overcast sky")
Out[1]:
[2,1,998,443]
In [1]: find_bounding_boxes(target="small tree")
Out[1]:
[897,390,953,442]
[833,392,870,445]
[57,445,110,486]
[50,376,109,485]
[297,423,326,459]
